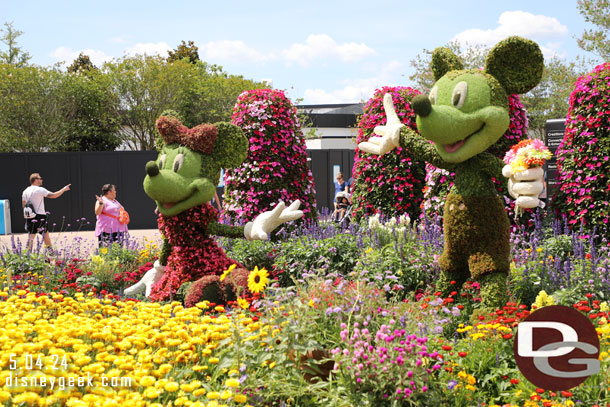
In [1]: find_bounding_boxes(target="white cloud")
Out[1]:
[199,40,272,63]
[452,10,568,47]
[50,46,113,67]
[302,60,403,104]
[124,42,171,57]
[283,34,375,67]
[539,44,564,59]
[109,37,126,44]
[304,86,376,104]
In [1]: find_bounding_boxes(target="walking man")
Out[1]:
[22,173,71,251]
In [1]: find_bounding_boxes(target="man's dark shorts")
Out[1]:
[25,214,48,235]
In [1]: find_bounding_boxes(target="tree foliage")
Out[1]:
[68,53,97,73]
[0,64,66,152]
[61,70,121,151]
[520,57,588,139]
[104,55,196,150]
[167,40,200,64]
[576,0,610,60]
[0,22,31,67]
[0,64,121,152]
[177,64,269,127]
[103,55,266,150]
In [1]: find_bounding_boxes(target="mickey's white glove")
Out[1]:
[124,260,165,297]
[244,200,303,240]
[502,165,544,209]
[358,93,403,156]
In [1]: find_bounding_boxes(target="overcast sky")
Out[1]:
[1,0,599,104]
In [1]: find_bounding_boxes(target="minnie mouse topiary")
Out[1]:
[124,116,302,305]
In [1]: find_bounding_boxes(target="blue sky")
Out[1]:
[1,0,599,104]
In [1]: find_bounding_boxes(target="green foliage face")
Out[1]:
[143,144,217,217]
[417,36,544,164]
[416,72,510,163]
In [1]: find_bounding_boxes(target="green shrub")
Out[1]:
[273,234,359,287]
[224,239,276,271]
[1,252,51,276]
[540,234,573,259]
[354,240,438,299]
[100,243,138,266]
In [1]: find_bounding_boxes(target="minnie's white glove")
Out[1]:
[502,165,544,209]
[244,200,303,240]
[124,260,165,297]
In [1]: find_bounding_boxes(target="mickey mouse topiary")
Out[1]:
[359,36,544,309]
[125,116,303,304]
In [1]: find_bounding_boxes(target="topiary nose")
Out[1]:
[412,94,432,117]
[146,161,159,177]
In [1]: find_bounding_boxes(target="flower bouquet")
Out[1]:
[503,139,551,175]
[503,139,552,215]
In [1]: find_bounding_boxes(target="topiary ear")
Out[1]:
[485,36,544,94]
[211,122,249,169]
[431,47,464,81]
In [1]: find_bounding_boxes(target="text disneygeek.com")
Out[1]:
[5,354,132,390]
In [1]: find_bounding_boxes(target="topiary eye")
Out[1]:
[158,154,167,169]
[173,153,184,172]
[451,81,468,108]
[429,86,438,105]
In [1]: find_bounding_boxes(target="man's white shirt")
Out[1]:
[22,186,51,215]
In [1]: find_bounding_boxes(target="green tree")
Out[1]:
[104,54,267,150]
[167,40,200,64]
[577,0,610,60]
[104,55,199,150]
[0,64,66,151]
[0,22,31,67]
[520,57,588,138]
[177,62,268,127]
[68,53,97,73]
[61,70,121,151]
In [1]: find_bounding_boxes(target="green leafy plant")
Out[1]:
[224,239,276,271]
[273,234,359,287]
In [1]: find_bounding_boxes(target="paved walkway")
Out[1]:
[0,229,162,251]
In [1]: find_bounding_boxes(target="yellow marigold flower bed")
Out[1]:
[0,291,264,406]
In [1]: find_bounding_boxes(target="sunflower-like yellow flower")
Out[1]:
[247,267,269,294]
[237,298,249,310]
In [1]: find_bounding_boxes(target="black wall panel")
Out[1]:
[1,149,355,233]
